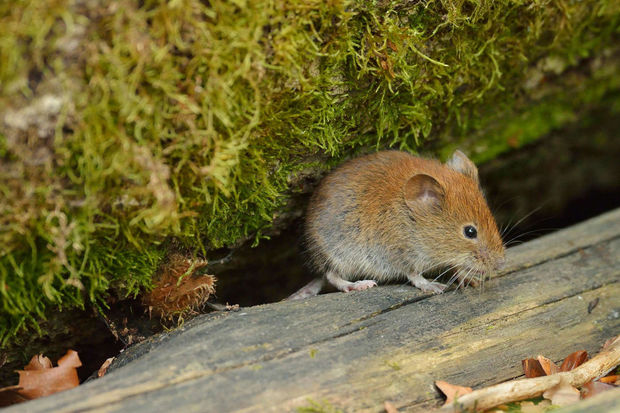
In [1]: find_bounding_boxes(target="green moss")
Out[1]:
[1,0,619,341]
[438,62,620,163]
[502,397,560,412]
[297,399,344,413]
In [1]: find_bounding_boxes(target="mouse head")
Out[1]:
[403,150,505,280]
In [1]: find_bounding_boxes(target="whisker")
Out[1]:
[445,268,464,289]
[500,218,514,238]
[504,226,561,245]
[457,268,474,290]
[501,206,544,239]
[493,195,522,236]
[431,264,460,283]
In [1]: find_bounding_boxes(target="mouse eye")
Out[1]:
[463,225,478,239]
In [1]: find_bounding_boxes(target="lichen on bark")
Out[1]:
[0,0,619,342]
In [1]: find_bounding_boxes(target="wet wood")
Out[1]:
[6,209,620,413]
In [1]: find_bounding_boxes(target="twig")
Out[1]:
[438,335,620,412]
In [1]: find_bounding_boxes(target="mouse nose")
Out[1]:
[479,247,493,261]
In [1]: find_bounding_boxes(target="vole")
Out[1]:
[289,150,505,300]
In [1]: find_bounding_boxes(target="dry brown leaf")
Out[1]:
[537,355,560,375]
[16,350,82,400]
[522,358,547,378]
[542,377,580,406]
[24,354,53,370]
[57,350,81,369]
[384,400,398,413]
[560,350,588,372]
[602,336,617,350]
[581,380,616,398]
[0,386,28,407]
[435,380,473,406]
[98,357,114,378]
[523,350,588,378]
[599,374,619,384]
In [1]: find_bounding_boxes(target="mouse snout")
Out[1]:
[494,255,506,270]
[476,247,491,263]
[476,246,504,271]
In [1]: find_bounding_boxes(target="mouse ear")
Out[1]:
[403,174,444,211]
[446,150,479,183]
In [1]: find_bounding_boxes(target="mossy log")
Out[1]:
[6,208,619,412]
[1,0,620,344]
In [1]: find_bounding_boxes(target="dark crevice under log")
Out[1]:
[5,209,620,412]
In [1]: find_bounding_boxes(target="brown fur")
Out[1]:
[305,150,504,287]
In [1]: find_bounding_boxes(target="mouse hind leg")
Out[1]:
[326,271,377,292]
[286,270,377,300]
[286,278,324,300]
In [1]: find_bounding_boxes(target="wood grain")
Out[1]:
[6,208,620,413]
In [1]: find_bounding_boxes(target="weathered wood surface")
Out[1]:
[6,209,620,413]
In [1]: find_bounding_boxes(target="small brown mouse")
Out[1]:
[289,150,505,299]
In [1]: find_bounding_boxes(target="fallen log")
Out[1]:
[5,208,620,412]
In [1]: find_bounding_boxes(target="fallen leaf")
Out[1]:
[16,350,81,400]
[599,374,619,384]
[524,350,588,377]
[522,358,547,378]
[384,400,398,413]
[542,377,580,406]
[57,350,81,369]
[537,355,560,375]
[581,380,615,398]
[601,335,619,351]
[98,357,114,378]
[24,354,53,370]
[435,380,473,405]
[0,386,28,407]
[560,350,588,372]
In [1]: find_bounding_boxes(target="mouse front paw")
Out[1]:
[343,280,378,292]
[419,281,447,294]
[408,273,446,294]
[456,272,481,288]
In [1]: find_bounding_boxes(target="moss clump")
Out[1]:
[1,0,619,341]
